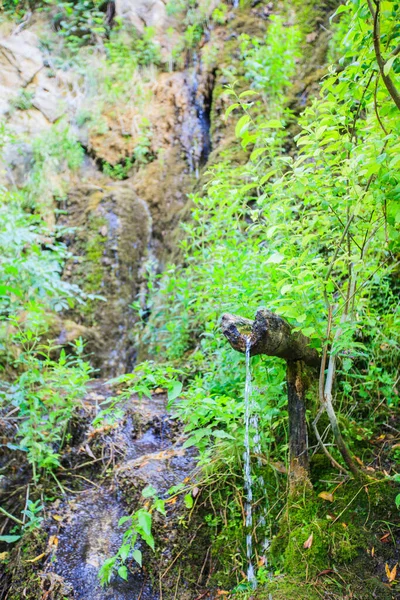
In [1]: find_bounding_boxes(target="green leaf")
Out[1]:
[224,103,240,118]
[118,565,128,581]
[235,114,250,138]
[262,119,284,129]
[384,56,396,76]
[167,380,183,402]
[266,252,284,264]
[132,548,142,566]
[184,493,193,509]
[0,535,21,543]
[137,509,152,537]
[239,90,259,98]
[212,430,235,440]
[142,485,157,498]
[118,544,130,561]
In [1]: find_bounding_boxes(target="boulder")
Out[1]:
[115,0,167,32]
[0,31,43,114]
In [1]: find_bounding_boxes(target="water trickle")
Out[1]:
[244,337,257,589]
[243,337,272,595]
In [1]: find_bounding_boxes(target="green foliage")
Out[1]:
[99,486,166,586]
[0,123,91,482]
[107,360,184,401]
[105,26,162,68]
[212,4,228,25]
[0,339,92,480]
[240,16,301,99]
[103,157,134,180]
[52,0,108,51]
[0,500,44,545]
[135,0,400,584]
[10,89,35,111]
[0,196,82,322]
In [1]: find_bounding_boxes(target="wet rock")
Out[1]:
[59,180,152,376]
[115,445,196,501]
[49,491,158,600]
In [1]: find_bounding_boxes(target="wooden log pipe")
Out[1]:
[221,308,321,481]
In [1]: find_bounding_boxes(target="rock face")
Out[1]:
[58,179,152,376]
[0,31,43,114]
[0,29,65,133]
[115,0,168,32]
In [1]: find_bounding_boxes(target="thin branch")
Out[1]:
[368,0,400,111]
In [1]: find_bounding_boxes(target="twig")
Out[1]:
[332,485,366,524]
[159,573,163,600]
[58,473,102,489]
[22,484,30,525]
[161,524,204,579]
[0,505,23,525]
[173,568,181,600]
[367,0,400,110]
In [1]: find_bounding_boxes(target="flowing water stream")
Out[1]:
[244,338,257,589]
[244,338,272,593]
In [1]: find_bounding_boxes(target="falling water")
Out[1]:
[244,337,257,589]
[244,338,272,595]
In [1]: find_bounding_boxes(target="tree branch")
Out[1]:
[368,0,400,111]
[221,308,321,368]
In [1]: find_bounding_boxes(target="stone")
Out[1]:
[0,31,43,115]
[115,0,167,32]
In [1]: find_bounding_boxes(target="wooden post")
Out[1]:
[221,308,320,485]
[286,360,310,486]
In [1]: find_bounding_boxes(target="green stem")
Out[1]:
[0,505,24,525]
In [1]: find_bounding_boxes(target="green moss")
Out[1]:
[5,530,48,600]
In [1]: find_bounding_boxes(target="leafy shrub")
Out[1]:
[240,16,301,99]
[53,0,109,51]
[1,340,92,480]
[10,89,35,111]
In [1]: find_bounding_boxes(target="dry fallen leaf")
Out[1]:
[0,552,9,561]
[371,547,375,557]
[48,535,58,549]
[304,533,314,549]
[25,552,46,563]
[385,563,397,583]
[166,496,178,505]
[319,491,334,502]
[52,515,63,522]
[217,592,229,596]
[380,532,390,543]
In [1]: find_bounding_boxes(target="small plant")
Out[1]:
[212,4,228,25]
[0,499,44,544]
[99,486,165,585]
[240,16,301,99]
[103,157,134,180]
[107,360,184,402]
[10,89,35,111]
[1,338,92,481]
[53,0,109,51]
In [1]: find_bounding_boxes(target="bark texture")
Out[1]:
[221,308,320,368]
[287,360,309,478]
